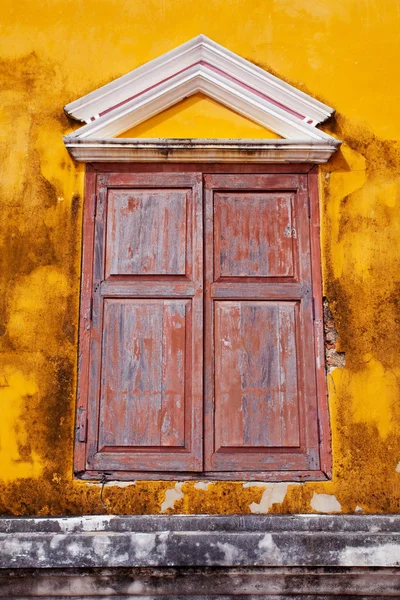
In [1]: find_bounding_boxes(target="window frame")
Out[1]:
[74,162,331,482]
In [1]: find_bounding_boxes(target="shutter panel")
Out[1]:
[85,173,203,473]
[204,174,321,474]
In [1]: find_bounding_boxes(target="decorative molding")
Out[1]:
[63,35,341,162]
[64,137,341,163]
[65,35,334,127]
[64,65,334,141]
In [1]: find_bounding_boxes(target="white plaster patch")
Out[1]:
[339,543,400,567]
[92,540,129,565]
[194,481,214,490]
[310,492,342,514]
[245,483,289,514]
[49,534,66,549]
[160,482,184,513]
[133,533,156,560]
[396,462,400,473]
[114,552,129,564]
[84,481,137,488]
[257,533,283,563]
[92,534,111,558]
[216,541,246,564]
[243,482,267,488]
[109,480,137,487]
[36,544,47,563]
[66,542,81,558]
[155,531,170,560]
[57,516,113,532]
[354,505,364,513]
[127,581,145,594]
[5,539,33,561]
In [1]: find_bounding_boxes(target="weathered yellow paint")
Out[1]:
[118,93,281,139]
[324,143,366,280]
[338,356,396,441]
[1,0,400,515]
[7,267,69,353]
[0,367,42,482]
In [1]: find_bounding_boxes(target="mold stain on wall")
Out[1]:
[0,0,400,515]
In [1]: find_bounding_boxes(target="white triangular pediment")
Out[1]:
[63,35,341,163]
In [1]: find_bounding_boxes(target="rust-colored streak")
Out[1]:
[214,193,294,279]
[106,189,187,277]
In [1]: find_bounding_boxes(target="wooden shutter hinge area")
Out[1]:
[77,407,87,443]
[284,224,297,238]
[308,448,320,469]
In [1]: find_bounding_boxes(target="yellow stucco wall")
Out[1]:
[0,0,399,515]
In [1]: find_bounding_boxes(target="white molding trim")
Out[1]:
[65,35,334,127]
[63,35,341,162]
[64,138,341,163]
[66,66,334,142]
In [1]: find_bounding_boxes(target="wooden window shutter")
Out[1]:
[79,172,203,473]
[76,166,330,481]
[204,174,323,475]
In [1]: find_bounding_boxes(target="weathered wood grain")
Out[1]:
[105,188,189,277]
[214,301,300,449]
[204,173,321,474]
[83,172,203,473]
[211,282,308,299]
[214,192,294,279]
[98,299,187,449]
[100,280,196,297]
[76,166,329,480]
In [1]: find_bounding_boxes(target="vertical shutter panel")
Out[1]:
[85,173,203,473]
[204,174,321,474]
